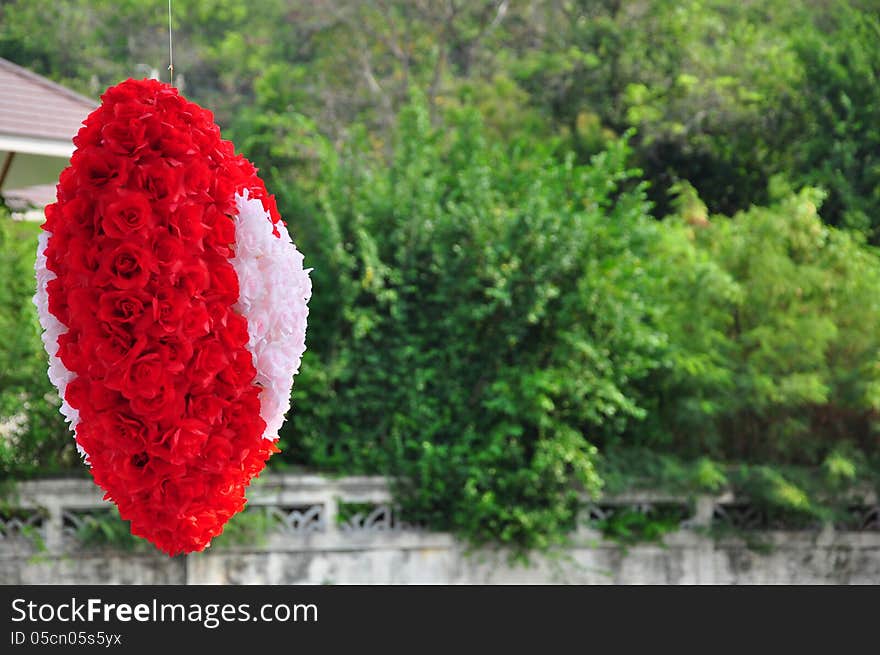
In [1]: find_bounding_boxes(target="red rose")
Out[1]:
[99,242,154,289]
[168,203,205,247]
[57,329,85,372]
[215,139,234,160]
[190,121,221,151]
[225,385,261,424]
[93,322,139,366]
[187,392,229,426]
[224,154,257,182]
[152,232,185,271]
[130,385,184,425]
[156,87,186,113]
[206,301,229,331]
[67,287,101,326]
[102,191,154,238]
[101,78,153,107]
[183,160,213,196]
[210,174,237,215]
[97,289,149,325]
[60,196,97,235]
[43,202,60,233]
[64,240,103,287]
[220,312,250,349]
[135,159,185,206]
[173,260,210,296]
[44,237,65,278]
[181,303,211,338]
[72,146,128,189]
[148,286,188,335]
[204,205,235,258]
[218,350,257,389]
[97,411,153,455]
[158,126,197,158]
[101,118,147,156]
[96,450,161,496]
[46,277,70,324]
[87,380,124,412]
[63,376,88,410]
[197,434,234,473]
[190,338,229,387]
[56,166,78,202]
[207,262,239,303]
[73,112,104,150]
[152,418,210,464]
[157,334,194,373]
[110,96,155,126]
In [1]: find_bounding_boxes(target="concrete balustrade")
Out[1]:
[1,474,878,584]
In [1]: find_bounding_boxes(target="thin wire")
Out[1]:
[167,0,174,85]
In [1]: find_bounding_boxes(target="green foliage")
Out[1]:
[600,448,729,495]
[790,6,880,239]
[596,505,689,547]
[514,0,808,216]
[0,212,75,479]
[210,506,278,548]
[635,185,880,462]
[283,99,666,550]
[73,505,276,551]
[3,0,880,231]
[601,447,878,536]
[0,505,47,553]
[74,509,146,551]
[730,465,817,523]
[822,448,858,488]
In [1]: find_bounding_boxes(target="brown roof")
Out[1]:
[0,58,96,142]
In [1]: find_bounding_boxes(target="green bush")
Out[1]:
[283,99,665,549]
[0,211,75,479]
[635,182,880,462]
[790,7,880,240]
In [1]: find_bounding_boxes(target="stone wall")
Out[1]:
[1,475,878,584]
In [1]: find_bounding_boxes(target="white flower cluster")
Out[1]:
[34,230,86,458]
[230,191,312,440]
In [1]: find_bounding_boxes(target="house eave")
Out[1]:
[0,133,74,159]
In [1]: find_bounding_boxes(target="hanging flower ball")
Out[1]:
[33,78,311,555]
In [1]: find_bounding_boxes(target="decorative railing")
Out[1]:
[1,475,877,552]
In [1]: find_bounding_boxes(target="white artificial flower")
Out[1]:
[230,191,312,440]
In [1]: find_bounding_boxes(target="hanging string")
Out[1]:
[167,0,174,85]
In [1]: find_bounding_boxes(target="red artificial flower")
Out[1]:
[97,289,149,325]
[148,286,188,335]
[41,78,283,556]
[168,202,206,247]
[102,191,154,238]
[61,196,97,235]
[72,146,129,189]
[97,242,155,290]
[187,392,229,426]
[93,323,139,367]
[101,118,147,156]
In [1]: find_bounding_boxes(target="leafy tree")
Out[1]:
[636,182,880,462]
[283,99,664,548]
[790,6,880,239]
[515,0,809,216]
[0,212,75,478]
